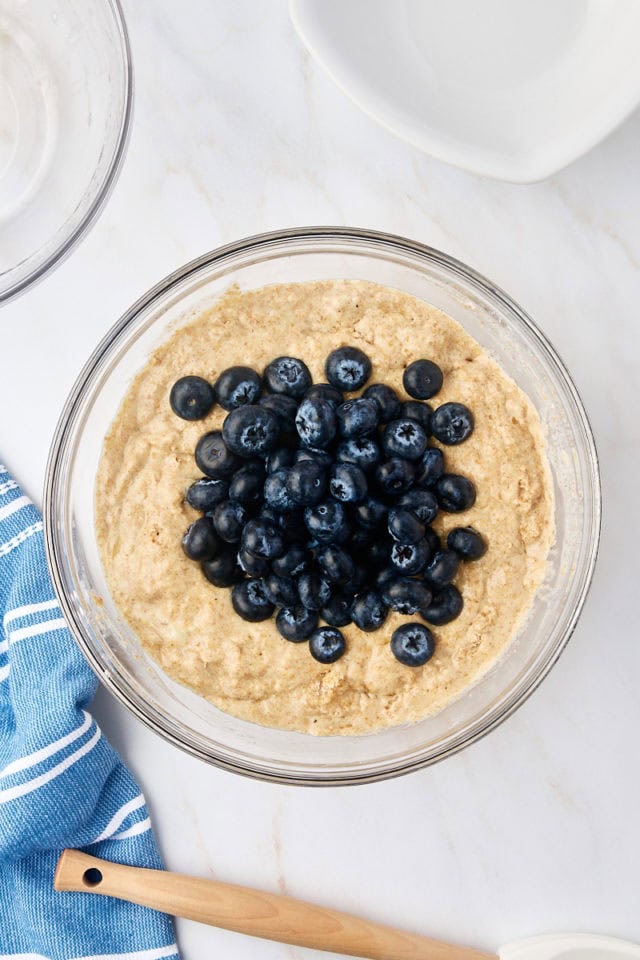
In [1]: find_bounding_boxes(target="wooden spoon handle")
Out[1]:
[55,850,494,960]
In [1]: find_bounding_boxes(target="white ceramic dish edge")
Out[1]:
[290,0,640,183]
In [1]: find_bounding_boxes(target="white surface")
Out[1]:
[500,933,640,960]
[291,0,640,182]
[1,1,639,957]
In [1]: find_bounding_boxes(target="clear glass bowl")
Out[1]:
[44,228,601,785]
[0,0,132,304]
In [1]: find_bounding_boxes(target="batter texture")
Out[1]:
[95,280,554,735]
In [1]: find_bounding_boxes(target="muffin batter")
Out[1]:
[95,280,554,735]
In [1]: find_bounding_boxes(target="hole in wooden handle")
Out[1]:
[83,867,103,887]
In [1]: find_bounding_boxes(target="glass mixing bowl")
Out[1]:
[44,228,601,785]
[0,0,132,303]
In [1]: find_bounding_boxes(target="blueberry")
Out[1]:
[335,398,379,439]
[401,400,433,433]
[415,447,444,488]
[363,383,402,422]
[286,460,327,506]
[276,605,319,642]
[266,446,295,473]
[295,397,337,449]
[329,463,368,504]
[277,511,309,543]
[398,489,439,524]
[294,447,334,469]
[353,496,387,529]
[402,359,443,400]
[336,436,381,471]
[228,464,265,505]
[214,366,262,411]
[382,577,432,616]
[325,346,372,391]
[231,579,275,622]
[202,549,244,587]
[241,518,285,559]
[182,517,221,561]
[263,356,312,398]
[387,508,425,544]
[391,623,435,666]
[259,506,279,526]
[349,527,376,551]
[195,431,240,478]
[316,544,355,585]
[431,402,474,445]
[320,592,353,627]
[382,419,428,461]
[271,543,310,578]
[423,525,441,556]
[369,536,393,570]
[389,538,431,575]
[304,501,350,544]
[342,562,368,596]
[309,627,346,664]
[212,500,248,543]
[264,468,296,513]
[447,526,487,560]
[298,572,332,611]
[223,405,280,458]
[421,584,463,625]
[436,474,476,512]
[305,383,344,407]
[237,546,270,578]
[375,458,416,495]
[373,565,397,594]
[423,549,460,589]
[185,477,229,511]
[351,590,387,632]
[259,394,299,433]
[264,573,299,606]
[170,376,215,420]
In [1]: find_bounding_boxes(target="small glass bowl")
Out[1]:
[0,0,132,303]
[44,228,601,785]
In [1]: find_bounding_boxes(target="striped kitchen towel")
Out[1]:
[0,465,179,960]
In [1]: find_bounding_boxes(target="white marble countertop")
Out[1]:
[3,1,640,956]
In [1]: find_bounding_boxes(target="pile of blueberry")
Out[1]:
[171,347,486,667]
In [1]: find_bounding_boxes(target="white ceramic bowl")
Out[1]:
[291,0,640,182]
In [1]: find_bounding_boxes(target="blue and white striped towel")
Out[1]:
[0,466,179,960]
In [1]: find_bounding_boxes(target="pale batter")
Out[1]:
[95,280,554,735]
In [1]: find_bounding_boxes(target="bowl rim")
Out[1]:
[44,226,602,785]
[0,0,134,305]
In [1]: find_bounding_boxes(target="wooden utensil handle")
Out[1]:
[55,850,494,960]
